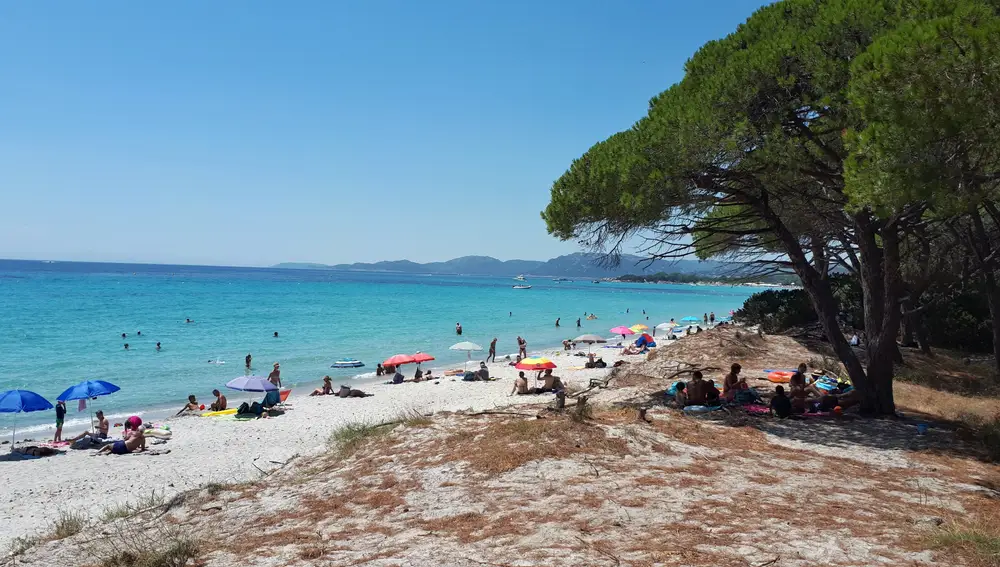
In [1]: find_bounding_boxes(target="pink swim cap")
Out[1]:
[126,416,142,430]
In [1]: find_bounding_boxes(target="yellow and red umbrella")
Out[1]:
[515,357,557,371]
[630,324,649,332]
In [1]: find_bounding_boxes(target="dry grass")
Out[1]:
[931,514,1000,567]
[433,416,630,476]
[328,420,398,457]
[894,379,1000,460]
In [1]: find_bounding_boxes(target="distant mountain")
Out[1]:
[272,253,732,278]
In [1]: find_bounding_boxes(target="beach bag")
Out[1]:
[237,402,250,415]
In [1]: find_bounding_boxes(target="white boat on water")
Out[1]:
[512,285,532,289]
[514,275,526,281]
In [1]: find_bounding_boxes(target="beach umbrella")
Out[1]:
[655,322,676,330]
[573,334,606,355]
[225,376,277,392]
[0,390,54,450]
[450,342,482,370]
[56,380,120,402]
[57,379,121,432]
[331,358,365,369]
[411,352,435,364]
[610,326,635,339]
[515,357,557,371]
[680,316,701,324]
[630,324,649,332]
[383,354,416,368]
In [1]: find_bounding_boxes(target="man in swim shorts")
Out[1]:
[210,389,227,411]
[97,427,146,455]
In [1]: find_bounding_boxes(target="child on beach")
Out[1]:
[53,401,66,442]
[176,395,200,416]
[770,386,792,418]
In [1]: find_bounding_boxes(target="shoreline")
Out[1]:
[0,343,658,549]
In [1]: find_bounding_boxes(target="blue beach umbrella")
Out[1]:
[0,390,55,449]
[680,316,702,324]
[57,380,121,402]
[57,380,121,433]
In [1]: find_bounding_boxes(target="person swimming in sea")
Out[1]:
[186,318,193,323]
[124,343,129,350]
[155,342,161,351]
[121,333,127,339]
[576,318,581,327]
[245,353,252,369]
[555,318,560,327]
[137,330,141,336]
[273,331,278,337]
[455,322,463,335]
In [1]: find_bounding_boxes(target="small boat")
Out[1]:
[553,277,571,282]
[592,280,600,284]
[331,358,365,369]
[512,285,532,289]
[513,275,526,281]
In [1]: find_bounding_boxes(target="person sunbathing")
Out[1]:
[686,371,708,405]
[70,410,110,444]
[175,395,200,416]
[536,369,564,393]
[672,381,688,408]
[722,363,747,401]
[510,372,539,395]
[209,389,227,411]
[477,362,490,381]
[770,386,792,418]
[311,376,334,396]
[789,363,822,412]
[96,427,146,456]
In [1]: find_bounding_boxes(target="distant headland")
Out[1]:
[271,253,732,279]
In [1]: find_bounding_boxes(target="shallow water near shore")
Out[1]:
[0,260,755,437]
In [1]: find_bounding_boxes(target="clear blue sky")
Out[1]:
[0,0,769,267]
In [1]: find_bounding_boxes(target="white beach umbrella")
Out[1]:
[450,341,483,370]
[573,334,607,355]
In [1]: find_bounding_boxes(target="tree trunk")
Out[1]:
[969,209,1000,374]
[915,314,932,356]
[900,305,916,348]
[984,275,1000,375]
[854,213,900,415]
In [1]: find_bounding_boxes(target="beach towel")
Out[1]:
[743,404,770,415]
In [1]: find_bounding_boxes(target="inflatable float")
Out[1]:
[201,408,237,417]
[766,371,795,383]
[331,358,365,369]
[144,428,172,439]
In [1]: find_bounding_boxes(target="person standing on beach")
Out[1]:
[710,312,716,324]
[703,313,709,325]
[53,401,66,442]
[245,353,252,370]
[517,336,527,358]
[456,322,463,335]
[268,363,282,388]
[487,338,497,363]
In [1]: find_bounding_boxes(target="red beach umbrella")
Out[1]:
[383,354,416,367]
[411,352,435,363]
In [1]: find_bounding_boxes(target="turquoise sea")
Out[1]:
[0,260,756,437]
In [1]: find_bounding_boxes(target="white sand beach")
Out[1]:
[0,345,646,549]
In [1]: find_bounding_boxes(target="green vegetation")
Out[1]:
[329,421,397,457]
[51,510,87,540]
[542,0,1000,414]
